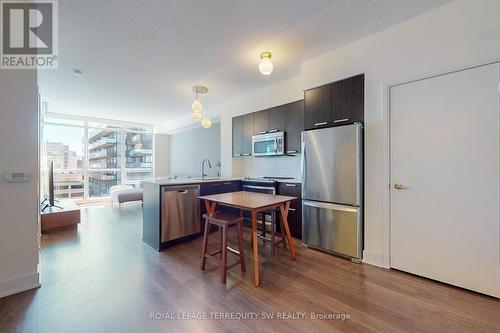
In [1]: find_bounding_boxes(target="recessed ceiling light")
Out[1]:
[73,69,82,76]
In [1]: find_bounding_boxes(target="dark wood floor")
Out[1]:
[1,203,499,333]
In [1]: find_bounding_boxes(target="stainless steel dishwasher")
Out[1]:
[161,185,201,242]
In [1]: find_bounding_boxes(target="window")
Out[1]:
[42,124,85,200]
[124,171,153,187]
[88,171,121,197]
[88,129,121,169]
[125,131,153,169]
[42,116,154,201]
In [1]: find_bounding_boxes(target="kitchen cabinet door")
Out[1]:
[232,116,243,157]
[277,182,302,239]
[285,100,304,154]
[331,74,364,125]
[254,110,269,135]
[220,181,242,193]
[269,105,286,133]
[304,84,332,130]
[242,113,254,156]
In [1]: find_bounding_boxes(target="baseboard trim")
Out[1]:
[0,273,40,299]
[362,250,390,268]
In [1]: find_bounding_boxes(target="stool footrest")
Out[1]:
[227,260,242,270]
[227,246,240,255]
[207,249,221,256]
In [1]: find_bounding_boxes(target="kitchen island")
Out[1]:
[142,178,242,250]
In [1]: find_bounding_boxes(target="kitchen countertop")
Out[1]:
[143,177,243,186]
[143,177,301,186]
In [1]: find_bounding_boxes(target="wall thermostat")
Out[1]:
[4,171,32,182]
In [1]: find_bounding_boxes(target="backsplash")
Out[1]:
[231,155,302,179]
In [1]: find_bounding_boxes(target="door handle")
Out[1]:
[393,183,408,190]
[269,129,278,133]
[334,118,349,123]
[314,122,328,127]
[258,131,267,134]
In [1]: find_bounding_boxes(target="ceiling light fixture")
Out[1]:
[191,86,207,121]
[191,86,211,128]
[201,115,212,129]
[73,69,82,76]
[258,51,273,75]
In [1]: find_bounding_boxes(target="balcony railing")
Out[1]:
[89,150,118,160]
[89,137,117,150]
[127,148,153,156]
[89,174,118,181]
[125,162,152,168]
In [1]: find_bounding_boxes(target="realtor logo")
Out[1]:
[1,0,58,69]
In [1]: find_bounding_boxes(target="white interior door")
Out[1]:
[390,63,500,297]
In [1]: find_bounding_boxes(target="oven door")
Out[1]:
[242,183,276,227]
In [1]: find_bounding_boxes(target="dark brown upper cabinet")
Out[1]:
[232,116,243,156]
[331,74,364,125]
[242,113,254,156]
[304,74,364,130]
[253,110,269,135]
[233,101,304,157]
[232,113,254,157]
[285,100,304,154]
[253,105,286,135]
[304,84,332,130]
[269,105,286,133]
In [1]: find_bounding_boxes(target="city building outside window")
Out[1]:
[42,116,154,202]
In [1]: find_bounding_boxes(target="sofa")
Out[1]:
[110,185,143,205]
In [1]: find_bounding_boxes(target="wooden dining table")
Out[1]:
[198,191,297,287]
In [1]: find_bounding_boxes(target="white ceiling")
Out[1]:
[39,0,450,128]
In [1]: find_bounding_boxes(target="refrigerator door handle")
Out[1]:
[301,133,306,197]
[302,200,358,212]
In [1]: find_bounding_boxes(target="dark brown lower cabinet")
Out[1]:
[200,181,242,229]
[277,182,302,239]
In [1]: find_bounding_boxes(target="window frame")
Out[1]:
[42,114,155,200]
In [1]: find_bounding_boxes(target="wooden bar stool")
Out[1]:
[201,212,246,284]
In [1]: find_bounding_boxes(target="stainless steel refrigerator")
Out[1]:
[301,123,363,261]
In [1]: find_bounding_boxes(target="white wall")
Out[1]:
[0,70,40,297]
[170,124,221,178]
[216,0,500,267]
[154,133,171,177]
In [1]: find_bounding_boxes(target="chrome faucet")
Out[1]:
[201,158,212,180]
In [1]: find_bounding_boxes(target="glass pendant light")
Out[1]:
[201,89,211,128]
[191,86,208,122]
[191,98,202,113]
[192,110,202,121]
[259,51,273,75]
[201,116,211,128]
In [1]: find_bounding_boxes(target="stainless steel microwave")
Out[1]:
[252,131,285,156]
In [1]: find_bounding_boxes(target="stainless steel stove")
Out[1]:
[241,176,293,230]
[243,176,294,184]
